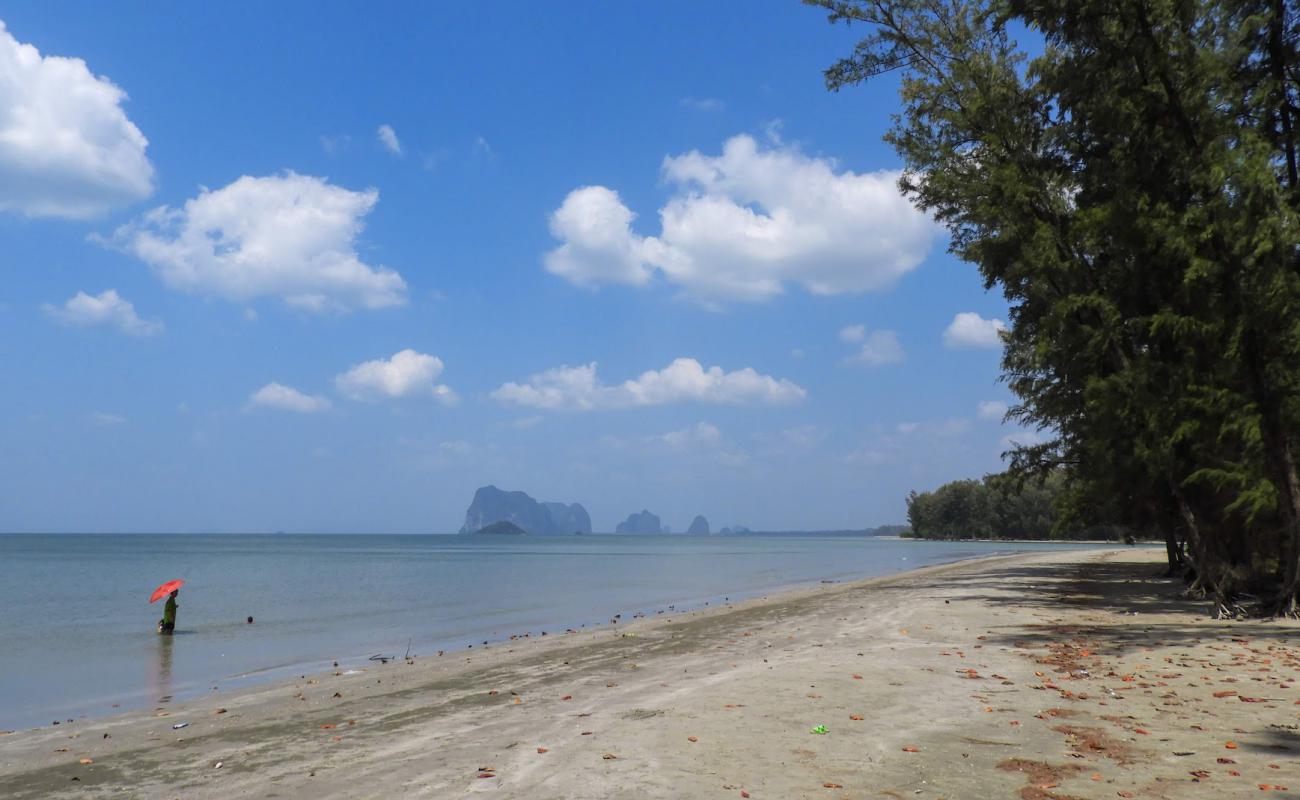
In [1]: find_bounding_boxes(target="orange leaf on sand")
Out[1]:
[1091,774,1103,781]
[741,792,750,799]
[849,714,864,721]
[79,758,93,765]
[852,675,863,680]
[561,695,572,701]
[1213,690,1238,698]
[602,753,618,760]
[902,746,920,753]
[823,782,844,789]
[1134,728,1150,735]
[537,747,548,754]
[1226,741,1239,749]
[688,736,699,743]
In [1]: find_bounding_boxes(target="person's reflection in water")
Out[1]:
[153,632,174,704]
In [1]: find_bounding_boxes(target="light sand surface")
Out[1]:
[1,548,1297,799]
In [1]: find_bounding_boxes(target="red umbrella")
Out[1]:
[149,579,184,604]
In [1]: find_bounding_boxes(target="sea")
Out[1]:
[0,533,1115,731]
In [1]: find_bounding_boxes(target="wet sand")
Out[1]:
[1,548,1296,799]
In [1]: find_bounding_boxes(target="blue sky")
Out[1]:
[0,2,1024,533]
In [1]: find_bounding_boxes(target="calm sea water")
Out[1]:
[0,534,1111,730]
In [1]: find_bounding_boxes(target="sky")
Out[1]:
[0,2,1029,534]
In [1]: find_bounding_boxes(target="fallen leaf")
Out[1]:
[902,746,919,753]
[1134,728,1150,735]
[1226,741,1239,749]
[688,736,698,743]
[320,724,335,729]
[849,714,864,721]
[562,695,572,701]
[536,747,548,754]
[79,758,93,765]
[1213,690,1238,698]
[823,783,843,789]
[741,792,750,798]
[852,674,863,680]
[602,753,618,760]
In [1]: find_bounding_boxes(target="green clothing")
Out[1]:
[162,596,177,625]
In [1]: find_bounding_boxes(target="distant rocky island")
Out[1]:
[459,486,592,534]
[473,520,527,535]
[615,509,667,534]
[686,515,709,535]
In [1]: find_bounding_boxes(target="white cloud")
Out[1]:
[491,357,806,410]
[681,96,725,112]
[247,382,331,413]
[473,135,492,155]
[43,289,162,336]
[89,411,125,426]
[0,21,154,218]
[651,421,723,450]
[544,134,936,303]
[377,124,401,156]
[335,349,456,403]
[107,172,406,312]
[839,324,865,343]
[977,400,1009,421]
[944,312,1007,349]
[846,329,904,366]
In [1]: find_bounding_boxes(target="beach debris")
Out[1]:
[321,723,336,729]
[602,753,618,759]
[536,747,548,753]
[171,722,189,730]
[810,725,829,735]
[214,761,223,769]
[901,746,920,752]
[849,714,864,721]
[741,792,750,798]
[822,782,843,789]
[213,708,227,715]
[562,695,573,701]
[333,692,342,698]
[79,758,93,764]
[688,736,699,742]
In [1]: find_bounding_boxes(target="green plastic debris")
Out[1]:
[810,725,828,735]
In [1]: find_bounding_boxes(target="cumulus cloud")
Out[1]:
[845,329,904,366]
[106,172,405,312]
[491,357,806,411]
[544,134,935,303]
[977,400,1009,421]
[376,124,401,155]
[247,382,331,413]
[43,289,162,336]
[944,312,1007,349]
[0,21,154,218]
[334,349,455,403]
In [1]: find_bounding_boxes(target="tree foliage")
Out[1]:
[906,470,1115,540]
[811,0,1300,615]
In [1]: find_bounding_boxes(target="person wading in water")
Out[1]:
[158,589,179,635]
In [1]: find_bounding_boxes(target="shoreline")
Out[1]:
[3,539,1106,732]
[3,547,1295,799]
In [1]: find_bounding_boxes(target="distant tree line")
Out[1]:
[813,0,1300,616]
[904,471,1127,541]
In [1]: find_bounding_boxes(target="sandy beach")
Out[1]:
[1,548,1296,799]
